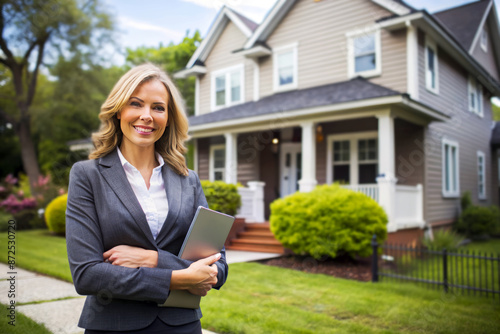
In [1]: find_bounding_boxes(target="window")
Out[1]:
[348,30,381,78]
[209,145,225,182]
[480,27,488,52]
[442,139,459,197]
[327,132,378,185]
[477,151,486,200]
[211,65,244,110]
[468,76,483,117]
[273,43,298,91]
[425,37,439,94]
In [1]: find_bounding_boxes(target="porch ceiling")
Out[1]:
[188,78,449,137]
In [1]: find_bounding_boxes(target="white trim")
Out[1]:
[480,27,488,53]
[371,0,411,16]
[468,76,484,117]
[210,64,245,111]
[252,59,259,101]
[239,45,272,58]
[209,144,225,182]
[273,42,298,92]
[441,138,460,198]
[469,1,493,54]
[189,95,449,137]
[173,65,207,79]
[326,131,378,185]
[194,77,200,116]
[406,22,419,100]
[477,151,486,200]
[224,9,253,37]
[347,29,382,79]
[193,139,199,174]
[425,36,439,95]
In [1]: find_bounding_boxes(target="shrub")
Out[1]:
[270,184,388,259]
[201,181,241,216]
[456,205,500,239]
[461,191,472,211]
[45,194,68,235]
[0,210,14,232]
[422,229,465,251]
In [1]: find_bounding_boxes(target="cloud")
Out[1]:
[181,0,273,21]
[118,16,184,41]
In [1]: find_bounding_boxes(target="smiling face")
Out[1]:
[117,79,169,152]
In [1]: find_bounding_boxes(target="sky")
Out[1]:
[103,0,500,63]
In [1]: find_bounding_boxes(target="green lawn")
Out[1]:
[1,230,499,333]
[0,229,72,282]
[0,303,51,334]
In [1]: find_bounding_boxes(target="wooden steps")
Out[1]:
[227,223,285,254]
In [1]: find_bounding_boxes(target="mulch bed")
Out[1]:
[259,254,373,282]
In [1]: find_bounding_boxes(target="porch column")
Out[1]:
[376,113,397,232]
[224,132,238,184]
[298,121,317,192]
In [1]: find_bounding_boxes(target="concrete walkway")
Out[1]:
[0,250,281,334]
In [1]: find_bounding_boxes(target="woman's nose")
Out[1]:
[140,108,153,122]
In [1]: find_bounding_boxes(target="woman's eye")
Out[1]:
[154,106,165,112]
[130,101,141,107]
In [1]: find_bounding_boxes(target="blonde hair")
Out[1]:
[90,63,189,176]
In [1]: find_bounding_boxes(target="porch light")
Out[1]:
[316,125,324,143]
[272,138,279,145]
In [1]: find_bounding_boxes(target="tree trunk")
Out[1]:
[15,113,41,195]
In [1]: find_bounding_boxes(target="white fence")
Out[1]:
[236,181,265,223]
[341,184,379,202]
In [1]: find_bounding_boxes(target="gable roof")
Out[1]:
[433,0,491,52]
[188,77,447,128]
[185,6,257,69]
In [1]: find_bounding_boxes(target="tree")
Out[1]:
[0,0,113,192]
[126,30,202,116]
[493,100,500,121]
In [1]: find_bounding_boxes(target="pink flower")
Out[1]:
[5,174,18,185]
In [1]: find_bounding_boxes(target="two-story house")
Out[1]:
[175,0,500,244]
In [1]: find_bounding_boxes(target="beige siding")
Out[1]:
[471,24,500,81]
[198,21,254,114]
[259,0,405,98]
[417,30,494,224]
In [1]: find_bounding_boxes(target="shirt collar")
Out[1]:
[117,147,165,170]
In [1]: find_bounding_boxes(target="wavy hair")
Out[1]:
[89,63,189,176]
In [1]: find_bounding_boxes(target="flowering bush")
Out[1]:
[0,194,37,214]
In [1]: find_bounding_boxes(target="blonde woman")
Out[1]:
[66,64,227,333]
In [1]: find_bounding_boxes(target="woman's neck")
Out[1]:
[119,143,158,171]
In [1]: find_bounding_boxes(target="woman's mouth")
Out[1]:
[133,126,154,134]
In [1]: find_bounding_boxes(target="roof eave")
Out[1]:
[173,65,207,79]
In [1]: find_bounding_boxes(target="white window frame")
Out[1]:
[273,42,298,92]
[209,144,225,182]
[480,27,488,52]
[347,29,382,79]
[326,131,378,185]
[442,138,460,198]
[477,151,486,200]
[468,76,484,117]
[210,64,245,111]
[425,36,439,94]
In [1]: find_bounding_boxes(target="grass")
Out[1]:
[0,303,52,334]
[0,229,72,282]
[201,262,500,333]
[1,230,499,333]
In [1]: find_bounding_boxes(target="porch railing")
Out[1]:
[236,181,266,223]
[341,184,379,202]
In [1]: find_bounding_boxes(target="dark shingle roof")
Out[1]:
[189,77,400,126]
[492,122,500,146]
[433,0,490,51]
[228,8,259,32]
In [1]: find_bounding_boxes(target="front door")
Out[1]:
[280,143,302,197]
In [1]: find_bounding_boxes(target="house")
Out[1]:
[175,0,500,244]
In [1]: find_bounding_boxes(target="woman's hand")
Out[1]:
[171,253,220,296]
[103,245,158,268]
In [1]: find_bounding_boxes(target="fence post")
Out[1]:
[443,248,448,293]
[372,234,379,282]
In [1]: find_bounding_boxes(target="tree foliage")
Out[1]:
[493,101,500,121]
[0,0,114,191]
[125,30,202,115]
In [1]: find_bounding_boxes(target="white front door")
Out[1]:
[280,143,302,197]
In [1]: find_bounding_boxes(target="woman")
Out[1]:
[66,63,227,333]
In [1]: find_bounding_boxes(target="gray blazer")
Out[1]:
[66,149,228,331]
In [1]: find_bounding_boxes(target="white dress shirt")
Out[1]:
[117,148,168,239]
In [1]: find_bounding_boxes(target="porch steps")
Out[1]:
[227,223,285,254]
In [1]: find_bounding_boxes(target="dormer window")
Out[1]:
[347,29,381,78]
[273,43,298,92]
[480,27,488,52]
[211,64,244,111]
[468,76,483,117]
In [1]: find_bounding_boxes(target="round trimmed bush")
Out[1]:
[45,194,68,235]
[456,205,500,239]
[270,184,387,259]
[201,180,241,216]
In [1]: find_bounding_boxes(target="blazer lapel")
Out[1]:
[98,150,156,245]
[155,165,182,245]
